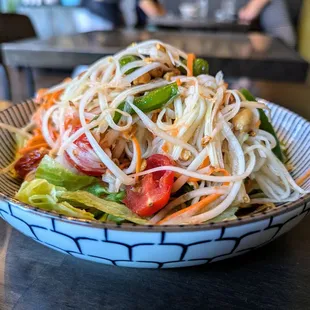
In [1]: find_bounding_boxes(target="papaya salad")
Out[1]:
[0,40,307,225]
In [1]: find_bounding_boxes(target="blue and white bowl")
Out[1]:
[0,100,309,268]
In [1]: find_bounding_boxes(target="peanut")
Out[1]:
[232,108,253,132]
[149,67,164,78]
[133,72,151,85]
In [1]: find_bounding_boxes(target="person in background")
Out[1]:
[238,0,296,47]
[73,0,165,77]
[80,0,124,28]
[81,0,165,29]
[136,0,166,28]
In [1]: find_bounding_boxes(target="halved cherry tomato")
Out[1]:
[65,127,106,177]
[14,149,49,179]
[123,154,174,217]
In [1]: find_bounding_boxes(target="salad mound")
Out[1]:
[0,40,307,225]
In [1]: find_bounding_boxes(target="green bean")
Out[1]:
[119,55,140,75]
[114,82,179,123]
[179,58,209,76]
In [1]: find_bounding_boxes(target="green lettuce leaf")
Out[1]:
[15,133,27,151]
[85,183,126,203]
[15,179,94,220]
[60,191,148,225]
[205,206,238,223]
[36,156,96,191]
[106,214,126,224]
[53,202,94,220]
[16,179,65,207]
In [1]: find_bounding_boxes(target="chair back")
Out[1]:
[0,13,36,45]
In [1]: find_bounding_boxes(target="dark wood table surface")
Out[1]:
[0,80,310,309]
[3,30,309,82]
[148,15,249,32]
[1,216,310,310]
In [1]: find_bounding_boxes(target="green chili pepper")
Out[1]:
[179,58,209,76]
[113,82,179,123]
[239,89,284,162]
[193,58,209,76]
[119,55,140,75]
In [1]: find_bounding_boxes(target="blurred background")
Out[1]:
[0,0,309,109]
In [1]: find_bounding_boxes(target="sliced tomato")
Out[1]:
[65,127,106,177]
[14,149,48,179]
[123,154,174,217]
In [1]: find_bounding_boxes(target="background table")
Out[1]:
[148,15,249,32]
[3,30,308,82]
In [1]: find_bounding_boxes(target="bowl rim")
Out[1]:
[0,100,309,232]
[1,192,309,232]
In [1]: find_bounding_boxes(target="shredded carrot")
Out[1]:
[187,53,196,77]
[162,142,169,153]
[198,157,210,169]
[64,113,81,130]
[18,128,49,154]
[158,194,220,225]
[212,168,230,186]
[32,108,43,127]
[184,160,211,182]
[187,177,200,182]
[176,78,182,86]
[158,168,230,224]
[186,164,214,183]
[170,128,179,137]
[132,136,142,174]
[18,143,49,154]
[35,88,48,102]
[174,171,182,178]
[36,78,70,104]
[296,169,310,186]
[42,90,63,109]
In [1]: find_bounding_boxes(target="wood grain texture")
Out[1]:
[0,216,310,310]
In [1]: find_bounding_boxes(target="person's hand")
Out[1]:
[139,0,166,17]
[238,4,260,24]
[238,0,270,24]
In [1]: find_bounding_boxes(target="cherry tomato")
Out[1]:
[65,128,106,177]
[123,154,174,217]
[14,149,48,179]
